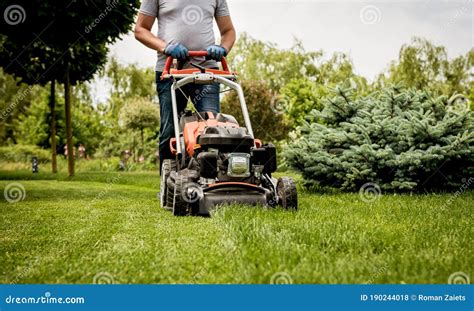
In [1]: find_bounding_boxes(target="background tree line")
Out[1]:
[1,33,472,186]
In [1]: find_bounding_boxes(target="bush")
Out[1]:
[0,145,50,163]
[75,158,157,172]
[221,80,290,143]
[74,157,122,172]
[285,86,474,192]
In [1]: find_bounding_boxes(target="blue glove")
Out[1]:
[206,45,228,61]
[164,42,189,60]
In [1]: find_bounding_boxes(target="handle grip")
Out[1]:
[163,50,230,74]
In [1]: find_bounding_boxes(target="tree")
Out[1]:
[105,57,156,102]
[0,68,38,145]
[279,78,324,128]
[16,84,105,157]
[119,97,160,159]
[316,52,369,90]
[94,59,159,160]
[228,35,370,131]
[228,33,321,91]
[100,57,157,123]
[229,34,369,91]
[221,81,290,143]
[443,49,474,100]
[0,18,107,173]
[285,86,474,192]
[0,1,139,176]
[376,37,473,101]
[383,37,447,90]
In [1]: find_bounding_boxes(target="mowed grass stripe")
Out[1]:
[0,172,472,284]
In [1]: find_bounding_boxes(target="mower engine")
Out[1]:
[162,111,297,216]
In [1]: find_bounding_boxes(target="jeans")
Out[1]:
[155,71,220,167]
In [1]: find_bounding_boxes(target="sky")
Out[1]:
[90,0,473,103]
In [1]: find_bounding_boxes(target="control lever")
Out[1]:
[190,62,206,73]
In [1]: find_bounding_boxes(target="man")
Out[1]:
[134,0,236,169]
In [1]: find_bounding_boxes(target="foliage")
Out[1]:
[221,80,290,142]
[15,85,105,155]
[69,101,106,155]
[279,78,325,128]
[0,156,158,173]
[15,87,55,147]
[2,34,473,175]
[228,33,321,90]
[105,57,156,102]
[2,59,159,162]
[315,53,369,92]
[285,86,474,191]
[0,145,50,163]
[0,1,139,85]
[94,60,158,161]
[228,35,370,133]
[119,98,160,135]
[119,97,160,158]
[101,57,157,124]
[0,69,40,145]
[229,34,369,92]
[0,0,139,175]
[376,37,473,101]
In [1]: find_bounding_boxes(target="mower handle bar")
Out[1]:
[170,74,254,160]
[163,51,230,74]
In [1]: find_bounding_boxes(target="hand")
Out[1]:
[206,45,228,61]
[164,42,189,60]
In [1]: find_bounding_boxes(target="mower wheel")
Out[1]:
[172,174,191,216]
[160,159,176,210]
[277,177,298,210]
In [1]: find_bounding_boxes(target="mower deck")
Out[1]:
[196,183,273,216]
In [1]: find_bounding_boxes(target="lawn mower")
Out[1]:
[160,51,297,216]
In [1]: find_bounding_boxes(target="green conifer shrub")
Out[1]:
[285,86,473,191]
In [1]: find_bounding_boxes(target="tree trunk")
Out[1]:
[133,135,136,163]
[50,80,58,174]
[65,66,74,177]
[140,128,144,153]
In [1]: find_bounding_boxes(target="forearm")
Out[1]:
[220,29,236,53]
[134,26,167,53]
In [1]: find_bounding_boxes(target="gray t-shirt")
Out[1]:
[139,0,230,72]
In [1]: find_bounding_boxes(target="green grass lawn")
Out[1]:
[0,170,472,284]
